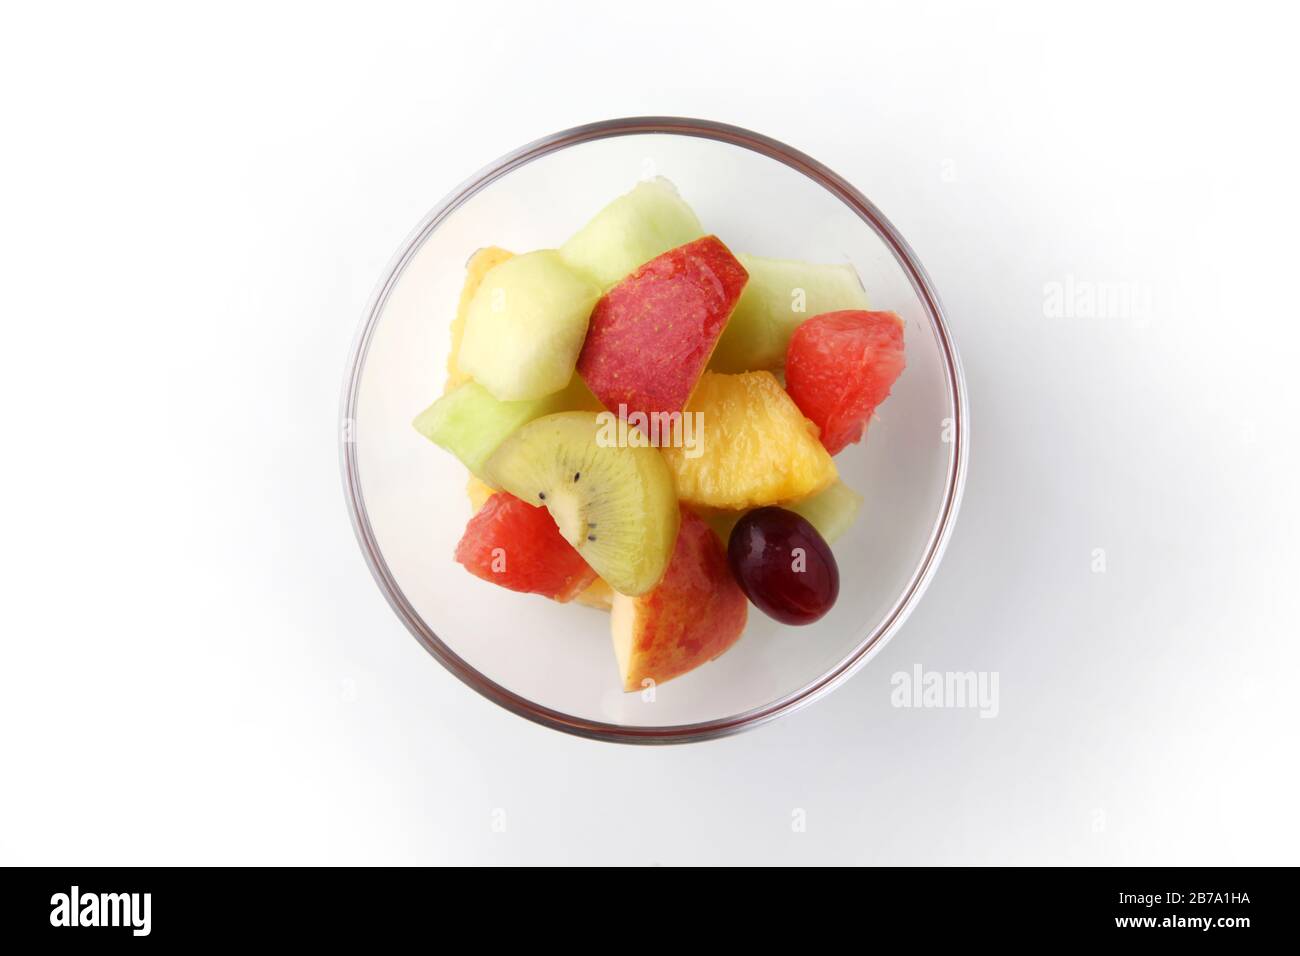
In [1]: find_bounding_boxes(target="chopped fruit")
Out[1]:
[578,236,748,420]
[787,480,862,543]
[559,178,704,288]
[412,376,601,480]
[410,179,912,693]
[457,250,601,401]
[709,255,870,372]
[446,246,514,392]
[466,474,495,512]
[455,491,597,602]
[662,371,837,510]
[574,577,614,611]
[728,507,839,625]
[785,310,905,454]
[611,508,747,691]
[484,412,679,596]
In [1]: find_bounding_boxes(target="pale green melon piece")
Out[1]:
[559,178,704,289]
[413,377,599,480]
[709,255,870,373]
[701,480,861,549]
[787,480,863,543]
[458,250,600,401]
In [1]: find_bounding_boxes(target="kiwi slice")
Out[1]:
[484,411,679,596]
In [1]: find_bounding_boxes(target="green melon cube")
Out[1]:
[709,255,870,373]
[559,178,704,289]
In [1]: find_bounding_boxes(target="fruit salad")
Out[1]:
[414,178,905,692]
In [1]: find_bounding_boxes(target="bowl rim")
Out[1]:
[340,116,969,745]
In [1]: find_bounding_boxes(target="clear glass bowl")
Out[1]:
[340,118,968,744]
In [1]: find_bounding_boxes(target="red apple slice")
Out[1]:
[610,508,748,691]
[577,235,748,420]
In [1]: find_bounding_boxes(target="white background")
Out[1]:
[2,1,1297,865]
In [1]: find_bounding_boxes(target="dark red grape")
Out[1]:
[727,507,839,625]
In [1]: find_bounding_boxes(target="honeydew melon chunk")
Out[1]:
[787,479,863,543]
[559,178,705,289]
[413,377,600,480]
[709,255,870,373]
[697,480,860,549]
[457,250,601,401]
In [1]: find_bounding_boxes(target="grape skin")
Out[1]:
[727,507,839,625]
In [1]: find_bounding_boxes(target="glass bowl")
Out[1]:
[340,117,968,744]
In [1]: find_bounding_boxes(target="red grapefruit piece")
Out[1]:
[454,491,597,601]
[784,310,906,455]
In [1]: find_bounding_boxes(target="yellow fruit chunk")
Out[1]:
[466,474,495,511]
[446,246,514,392]
[573,578,614,610]
[663,371,837,509]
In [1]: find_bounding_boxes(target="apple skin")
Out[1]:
[577,236,748,420]
[611,507,747,691]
